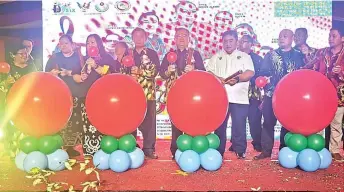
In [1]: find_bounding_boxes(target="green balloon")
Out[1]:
[176,134,193,152]
[307,134,325,151]
[19,136,38,154]
[287,134,307,152]
[284,132,293,146]
[101,136,119,154]
[52,135,64,148]
[192,136,209,154]
[118,134,136,153]
[38,136,59,154]
[206,134,220,149]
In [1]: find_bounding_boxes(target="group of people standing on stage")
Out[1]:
[1,25,343,162]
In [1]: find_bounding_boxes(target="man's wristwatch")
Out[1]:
[235,76,240,82]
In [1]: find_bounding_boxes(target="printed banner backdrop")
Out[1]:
[42,0,332,139]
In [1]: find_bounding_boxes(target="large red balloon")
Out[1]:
[88,46,99,57]
[6,72,73,137]
[167,71,229,136]
[86,74,147,138]
[167,52,177,63]
[273,69,337,136]
[0,62,10,74]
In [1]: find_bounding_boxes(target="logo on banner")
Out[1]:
[95,2,109,12]
[52,2,75,15]
[77,2,91,12]
[115,1,131,11]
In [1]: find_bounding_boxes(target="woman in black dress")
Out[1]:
[81,34,120,156]
[45,35,85,157]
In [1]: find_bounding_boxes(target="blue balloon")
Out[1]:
[175,149,182,162]
[23,151,48,173]
[15,151,27,171]
[128,147,144,169]
[297,149,321,172]
[47,149,69,171]
[178,150,200,173]
[109,150,130,172]
[318,148,332,169]
[200,148,223,171]
[278,147,299,169]
[93,150,110,170]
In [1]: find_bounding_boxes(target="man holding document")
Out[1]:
[206,30,255,159]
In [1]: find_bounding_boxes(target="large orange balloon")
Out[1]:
[85,74,147,138]
[273,69,337,136]
[167,71,229,136]
[6,72,73,137]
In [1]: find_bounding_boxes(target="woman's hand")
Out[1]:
[86,57,97,68]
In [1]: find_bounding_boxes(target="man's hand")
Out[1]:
[184,64,194,72]
[218,77,226,84]
[131,66,140,75]
[225,77,239,86]
[300,44,310,55]
[168,65,176,73]
[332,66,342,74]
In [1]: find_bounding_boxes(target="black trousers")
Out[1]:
[261,96,288,155]
[132,100,156,155]
[170,123,183,156]
[248,98,262,149]
[215,103,249,155]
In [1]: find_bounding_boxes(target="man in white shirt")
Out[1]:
[206,30,255,159]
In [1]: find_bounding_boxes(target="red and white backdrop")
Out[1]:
[42,0,332,140]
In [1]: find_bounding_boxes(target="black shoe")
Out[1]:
[66,147,80,157]
[253,146,262,152]
[253,153,271,160]
[228,146,234,152]
[236,152,246,159]
[145,152,158,159]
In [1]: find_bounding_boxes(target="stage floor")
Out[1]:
[0,140,343,191]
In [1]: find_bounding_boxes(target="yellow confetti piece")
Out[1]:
[171,170,188,176]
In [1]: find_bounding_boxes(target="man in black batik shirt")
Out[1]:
[131,27,160,159]
[238,35,264,152]
[254,29,305,160]
[160,27,205,159]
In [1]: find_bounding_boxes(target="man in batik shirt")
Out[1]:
[160,27,205,159]
[254,29,305,160]
[131,27,160,159]
[293,28,317,69]
[312,27,344,161]
[238,35,263,152]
